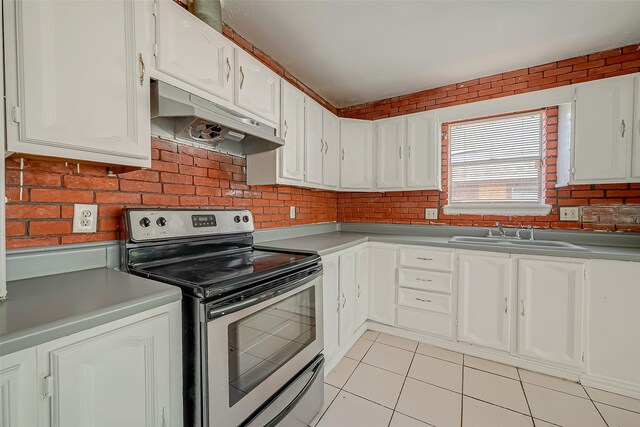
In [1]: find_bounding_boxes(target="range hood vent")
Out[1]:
[150,81,284,156]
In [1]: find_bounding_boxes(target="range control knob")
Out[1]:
[234,215,241,223]
[242,215,250,223]
[139,217,151,228]
[156,217,167,227]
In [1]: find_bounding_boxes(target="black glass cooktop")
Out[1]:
[130,248,318,299]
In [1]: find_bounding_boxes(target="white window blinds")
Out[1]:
[449,112,543,206]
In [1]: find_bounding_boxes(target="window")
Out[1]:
[445,112,551,215]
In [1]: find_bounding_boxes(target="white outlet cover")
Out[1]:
[425,208,438,220]
[73,204,98,233]
[560,207,580,221]
[290,206,296,219]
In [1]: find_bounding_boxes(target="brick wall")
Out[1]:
[338,106,640,232]
[338,45,640,120]
[4,139,337,249]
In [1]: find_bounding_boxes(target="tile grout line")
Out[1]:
[515,366,536,424]
[582,383,610,427]
[387,344,419,427]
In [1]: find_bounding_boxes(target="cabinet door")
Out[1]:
[632,75,640,178]
[279,81,305,181]
[0,348,37,427]
[235,49,281,125]
[517,258,584,367]
[355,246,370,328]
[322,255,340,363]
[368,244,397,325]
[340,120,373,189]
[407,113,439,188]
[322,110,341,188]
[304,97,324,185]
[573,76,634,182]
[48,314,172,427]
[3,0,151,166]
[587,260,640,387]
[376,117,405,188]
[457,252,512,351]
[339,251,357,346]
[155,0,233,103]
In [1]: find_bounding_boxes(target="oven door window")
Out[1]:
[227,287,316,407]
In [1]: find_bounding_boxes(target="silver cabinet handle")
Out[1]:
[320,139,324,153]
[504,297,508,314]
[239,66,245,89]
[415,298,432,303]
[342,292,346,309]
[284,120,288,138]
[417,257,433,261]
[325,141,329,154]
[342,148,345,161]
[521,299,526,316]
[399,146,402,159]
[621,119,626,138]
[357,284,361,298]
[408,145,411,158]
[161,407,168,427]
[416,278,432,282]
[226,57,231,82]
[336,296,340,313]
[138,53,145,86]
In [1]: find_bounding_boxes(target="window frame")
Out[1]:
[443,111,551,216]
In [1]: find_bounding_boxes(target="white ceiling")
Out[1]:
[221,0,640,108]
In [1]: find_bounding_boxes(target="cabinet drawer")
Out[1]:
[398,288,451,315]
[397,308,452,338]
[398,268,452,293]
[398,246,453,271]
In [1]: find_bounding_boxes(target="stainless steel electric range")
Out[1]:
[121,209,324,427]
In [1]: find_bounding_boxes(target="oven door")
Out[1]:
[206,269,323,427]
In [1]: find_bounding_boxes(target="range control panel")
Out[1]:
[127,209,254,242]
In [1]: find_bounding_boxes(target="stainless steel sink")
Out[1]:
[448,236,590,252]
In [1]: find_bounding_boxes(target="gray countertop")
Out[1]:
[258,231,640,262]
[0,268,182,356]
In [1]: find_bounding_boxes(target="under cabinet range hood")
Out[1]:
[150,81,284,156]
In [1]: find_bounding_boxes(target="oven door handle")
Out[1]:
[207,267,322,320]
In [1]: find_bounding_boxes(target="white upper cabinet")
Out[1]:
[322,110,341,188]
[3,0,151,167]
[407,113,439,188]
[633,75,640,178]
[573,75,634,182]
[516,257,584,368]
[457,252,512,352]
[376,117,406,188]
[280,81,305,181]
[234,49,281,126]
[0,348,37,427]
[340,119,374,189]
[305,97,324,185]
[154,0,234,103]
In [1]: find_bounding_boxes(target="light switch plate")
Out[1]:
[73,204,98,233]
[560,207,580,221]
[289,206,296,219]
[425,208,438,220]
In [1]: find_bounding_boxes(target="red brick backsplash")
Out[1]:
[4,139,337,249]
[337,44,640,120]
[338,107,640,232]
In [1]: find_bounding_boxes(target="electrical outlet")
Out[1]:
[560,207,580,221]
[73,204,98,233]
[425,208,438,220]
[289,206,296,219]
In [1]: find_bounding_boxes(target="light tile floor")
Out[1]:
[310,330,640,427]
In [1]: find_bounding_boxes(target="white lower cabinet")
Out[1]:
[355,246,369,327]
[586,260,640,390]
[0,348,38,427]
[321,254,340,363]
[338,250,357,346]
[457,251,512,352]
[516,257,585,368]
[1,302,182,427]
[368,243,397,325]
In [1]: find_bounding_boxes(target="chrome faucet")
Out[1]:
[495,222,506,237]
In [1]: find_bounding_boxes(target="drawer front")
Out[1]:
[397,308,452,338]
[398,268,452,293]
[398,288,451,315]
[398,246,453,271]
